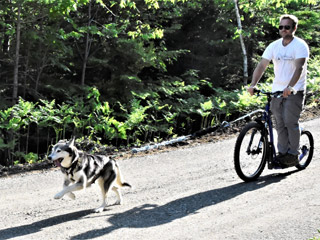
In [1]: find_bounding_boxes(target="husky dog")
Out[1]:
[48,137,131,213]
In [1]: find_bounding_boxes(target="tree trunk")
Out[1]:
[35,47,48,92]
[2,13,10,54]
[23,44,31,99]
[12,3,21,104]
[81,0,92,87]
[35,7,47,93]
[233,0,248,85]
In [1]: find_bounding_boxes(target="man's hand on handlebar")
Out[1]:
[283,87,291,98]
[247,85,257,96]
[283,86,296,98]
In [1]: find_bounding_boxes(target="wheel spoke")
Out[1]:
[234,122,267,182]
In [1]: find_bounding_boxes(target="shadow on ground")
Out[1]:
[0,170,298,240]
[0,209,92,239]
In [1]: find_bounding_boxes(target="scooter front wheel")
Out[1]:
[234,122,268,182]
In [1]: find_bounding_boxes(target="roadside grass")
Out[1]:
[309,229,320,240]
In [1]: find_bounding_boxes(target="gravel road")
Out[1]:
[0,117,319,240]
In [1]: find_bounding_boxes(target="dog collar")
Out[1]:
[61,161,78,177]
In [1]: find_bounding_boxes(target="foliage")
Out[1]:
[0,0,319,166]
[308,229,320,240]
[306,56,320,106]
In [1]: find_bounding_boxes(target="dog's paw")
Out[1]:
[67,192,76,200]
[94,207,105,213]
[114,200,123,205]
[54,192,64,199]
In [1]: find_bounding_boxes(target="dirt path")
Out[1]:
[0,117,319,240]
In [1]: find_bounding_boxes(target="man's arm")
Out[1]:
[248,58,270,95]
[283,57,306,97]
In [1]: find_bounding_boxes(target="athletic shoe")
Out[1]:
[276,152,286,159]
[279,153,299,167]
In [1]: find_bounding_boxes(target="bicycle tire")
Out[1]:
[296,130,314,170]
[234,121,268,182]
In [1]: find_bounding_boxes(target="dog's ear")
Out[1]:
[68,136,79,163]
[68,136,76,147]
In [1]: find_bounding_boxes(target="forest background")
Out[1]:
[0,0,319,166]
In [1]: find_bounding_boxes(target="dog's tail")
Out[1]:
[115,161,132,188]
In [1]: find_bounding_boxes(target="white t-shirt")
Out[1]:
[262,36,309,92]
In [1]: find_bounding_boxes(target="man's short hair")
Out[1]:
[280,14,299,28]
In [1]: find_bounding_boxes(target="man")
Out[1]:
[248,14,309,167]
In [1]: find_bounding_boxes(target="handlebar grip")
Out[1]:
[253,88,260,94]
[291,88,297,95]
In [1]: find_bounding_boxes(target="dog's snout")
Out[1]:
[48,155,52,160]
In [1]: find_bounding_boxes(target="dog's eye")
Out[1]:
[57,149,61,153]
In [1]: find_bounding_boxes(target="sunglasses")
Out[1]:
[279,25,291,30]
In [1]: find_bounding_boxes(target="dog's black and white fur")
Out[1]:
[48,137,131,213]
